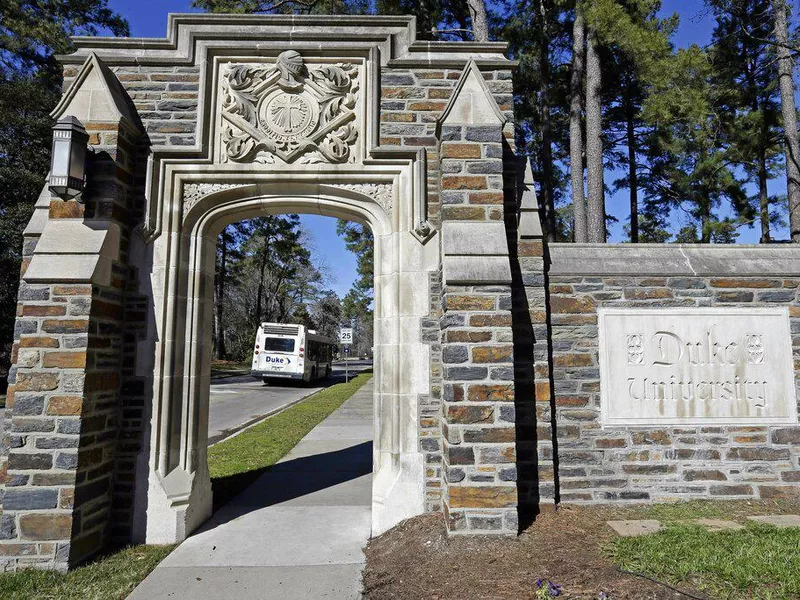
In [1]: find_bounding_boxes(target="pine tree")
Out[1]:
[640,45,751,242]
[771,0,800,241]
[711,0,783,243]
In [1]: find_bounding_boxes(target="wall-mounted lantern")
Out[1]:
[49,116,89,200]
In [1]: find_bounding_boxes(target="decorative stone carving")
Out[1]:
[220,51,360,165]
[334,183,393,214]
[183,182,247,213]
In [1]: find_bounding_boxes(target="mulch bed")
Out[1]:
[363,507,702,600]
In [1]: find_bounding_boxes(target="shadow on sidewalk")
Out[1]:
[207,441,373,532]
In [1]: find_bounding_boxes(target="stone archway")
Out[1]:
[0,15,525,572]
[138,179,437,543]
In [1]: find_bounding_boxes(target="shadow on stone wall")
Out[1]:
[505,152,560,531]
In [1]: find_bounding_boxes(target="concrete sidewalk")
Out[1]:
[129,379,374,600]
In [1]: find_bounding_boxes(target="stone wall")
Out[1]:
[546,245,800,503]
[378,66,514,229]
[64,65,201,147]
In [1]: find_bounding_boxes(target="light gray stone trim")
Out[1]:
[443,256,512,285]
[549,243,800,276]
[22,181,52,237]
[443,222,508,255]
[59,14,514,70]
[24,221,121,285]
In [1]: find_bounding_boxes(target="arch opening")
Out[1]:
[138,183,434,544]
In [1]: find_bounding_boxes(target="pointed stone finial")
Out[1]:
[438,60,505,127]
[518,157,543,238]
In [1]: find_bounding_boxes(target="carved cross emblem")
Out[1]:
[270,94,308,133]
[220,51,360,164]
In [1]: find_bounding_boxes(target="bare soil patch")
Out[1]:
[363,500,800,600]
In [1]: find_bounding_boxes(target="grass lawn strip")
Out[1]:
[0,544,174,600]
[0,372,372,599]
[208,372,371,509]
[610,503,800,600]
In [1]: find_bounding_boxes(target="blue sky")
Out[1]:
[105,0,787,274]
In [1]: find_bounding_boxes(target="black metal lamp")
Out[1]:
[49,116,89,200]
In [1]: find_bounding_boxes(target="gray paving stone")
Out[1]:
[694,518,745,531]
[746,514,800,528]
[607,519,662,537]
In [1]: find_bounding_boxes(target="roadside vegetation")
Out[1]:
[0,372,372,599]
[209,371,372,509]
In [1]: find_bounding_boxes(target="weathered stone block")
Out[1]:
[447,447,475,465]
[42,352,86,369]
[41,319,89,334]
[467,384,513,402]
[442,345,468,364]
[12,394,45,416]
[446,405,494,424]
[445,366,488,380]
[0,515,16,540]
[448,485,516,508]
[463,427,516,443]
[3,488,58,510]
[471,346,512,363]
[772,428,800,444]
[726,448,790,461]
[14,372,58,392]
[477,445,515,463]
[18,514,72,541]
[683,469,727,481]
[8,453,53,470]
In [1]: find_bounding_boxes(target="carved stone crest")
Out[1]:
[221,51,360,165]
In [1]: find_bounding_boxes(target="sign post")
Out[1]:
[339,328,353,382]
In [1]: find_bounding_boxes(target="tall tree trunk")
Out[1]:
[586,28,605,242]
[538,0,557,241]
[773,0,800,241]
[255,233,270,325]
[467,0,490,42]
[758,147,771,243]
[625,88,639,243]
[214,226,229,360]
[570,8,587,242]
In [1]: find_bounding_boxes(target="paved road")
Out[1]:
[208,360,371,445]
[130,379,374,600]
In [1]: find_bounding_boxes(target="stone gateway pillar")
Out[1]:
[3,13,800,573]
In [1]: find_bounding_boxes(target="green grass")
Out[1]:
[208,371,372,508]
[0,544,175,600]
[610,507,800,599]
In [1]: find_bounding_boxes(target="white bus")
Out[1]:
[250,322,335,383]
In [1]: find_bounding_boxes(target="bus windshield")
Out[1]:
[263,337,295,353]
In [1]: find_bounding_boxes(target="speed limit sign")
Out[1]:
[339,328,353,344]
